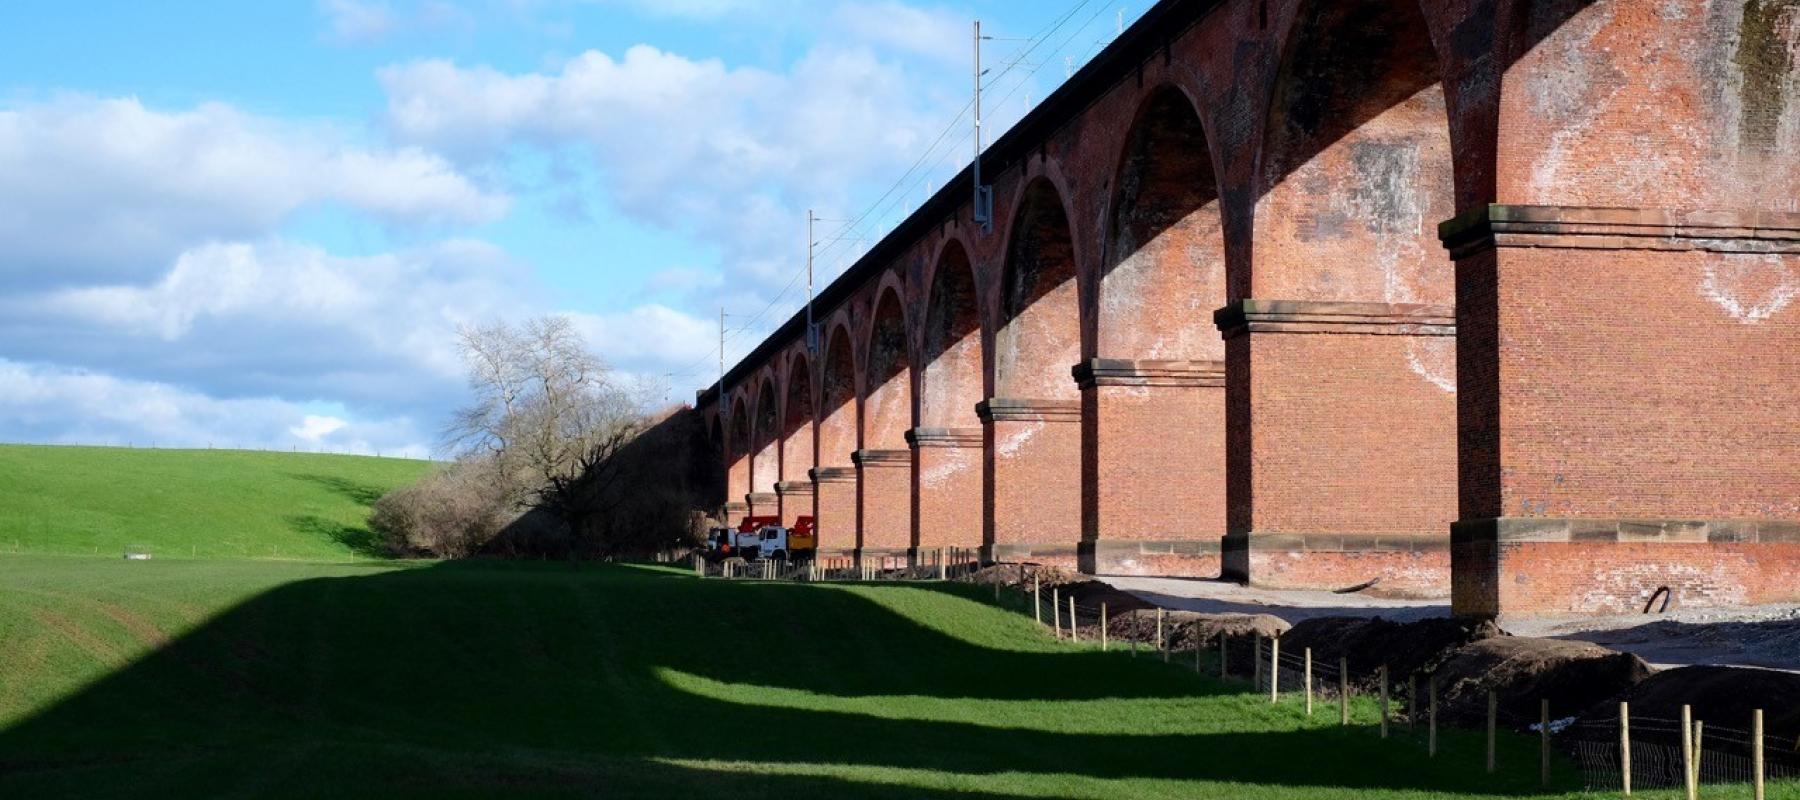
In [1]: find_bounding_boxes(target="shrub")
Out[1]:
[369,457,517,557]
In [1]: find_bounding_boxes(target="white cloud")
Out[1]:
[831,2,967,65]
[319,0,398,42]
[566,303,717,375]
[0,95,510,287]
[0,359,431,458]
[290,414,350,442]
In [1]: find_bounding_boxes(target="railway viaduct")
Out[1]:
[695,0,1800,620]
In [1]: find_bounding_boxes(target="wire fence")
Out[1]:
[687,549,1795,798]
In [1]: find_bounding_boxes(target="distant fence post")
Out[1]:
[1101,603,1108,651]
[1157,608,1166,662]
[938,548,947,581]
[1058,594,1072,645]
[1053,588,1062,638]
[1689,720,1703,800]
[1619,701,1631,795]
[1034,576,1042,625]
[1487,691,1498,774]
[1304,647,1313,716]
[1339,657,1350,727]
[1379,665,1389,738]
[1254,635,1263,688]
[1429,676,1438,757]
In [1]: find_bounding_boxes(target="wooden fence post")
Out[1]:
[1101,603,1109,651]
[1429,676,1438,757]
[1053,588,1062,638]
[1620,701,1631,796]
[1754,708,1765,800]
[1157,608,1166,662]
[1681,705,1694,800]
[1487,691,1498,774]
[1270,636,1281,703]
[1033,576,1041,625]
[1254,635,1263,688]
[1069,596,1078,643]
[1541,698,1551,786]
[1304,647,1313,716]
[1339,657,1349,727]
[1379,665,1389,738]
[1689,720,1703,800]
[1409,674,1419,731]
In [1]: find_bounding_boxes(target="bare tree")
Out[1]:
[444,316,646,536]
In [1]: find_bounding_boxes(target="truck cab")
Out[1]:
[755,516,816,561]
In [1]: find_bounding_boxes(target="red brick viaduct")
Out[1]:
[694,0,1800,620]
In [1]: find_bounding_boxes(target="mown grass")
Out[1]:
[3,557,1791,799]
[0,445,430,560]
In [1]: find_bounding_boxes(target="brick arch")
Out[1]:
[920,237,984,428]
[781,347,814,481]
[863,281,913,450]
[750,372,779,495]
[817,316,860,469]
[725,388,752,505]
[1253,0,1455,307]
[996,176,1083,401]
[1100,83,1226,362]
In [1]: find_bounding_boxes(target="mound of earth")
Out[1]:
[1576,666,1800,751]
[1430,637,1652,730]
[1098,610,1290,650]
[1272,616,1503,692]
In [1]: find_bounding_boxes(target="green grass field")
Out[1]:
[3,556,1789,799]
[0,445,430,560]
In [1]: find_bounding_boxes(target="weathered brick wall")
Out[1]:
[911,429,982,549]
[983,404,1081,547]
[811,468,856,552]
[856,450,912,552]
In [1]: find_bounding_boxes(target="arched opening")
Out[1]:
[782,354,814,482]
[818,328,857,468]
[751,377,779,495]
[917,241,985,549]
[921,242,983,428]
[1101,86,1223,361]
[997,179,1081,400]
[1083,86,1228,574]
[864,288,912,449]
[1254,0,1454,310]
[726,395,751,506]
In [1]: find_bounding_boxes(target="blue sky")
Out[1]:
[0,0,1146,457]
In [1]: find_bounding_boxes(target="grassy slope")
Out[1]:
[0,445,430,560]
[1,558,1786,799]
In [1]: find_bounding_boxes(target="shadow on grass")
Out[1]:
[0,562,1575,799]
[287,514,388,559]
[290,472,388,507]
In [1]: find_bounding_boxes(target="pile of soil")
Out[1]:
[1573,666,1800,750]
[1431,637,1652,729]
[1273,616,1504,692]
[1099,610,1290,650]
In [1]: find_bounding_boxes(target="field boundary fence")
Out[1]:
[688,547,1796,798]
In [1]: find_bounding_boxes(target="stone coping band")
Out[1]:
[1223,531,1450,553]
[808,466,856,483]
[773,480,814,495]
[1452,516,1800,545]
[1080,538,1223,555]
[1213,299,1455,338]
[976,397,1082,423]
[1439,204,1800,259]
[851,448,911,467]
[744,492,777,504]
[905,426,983,448]
[1073,358,1225,389]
